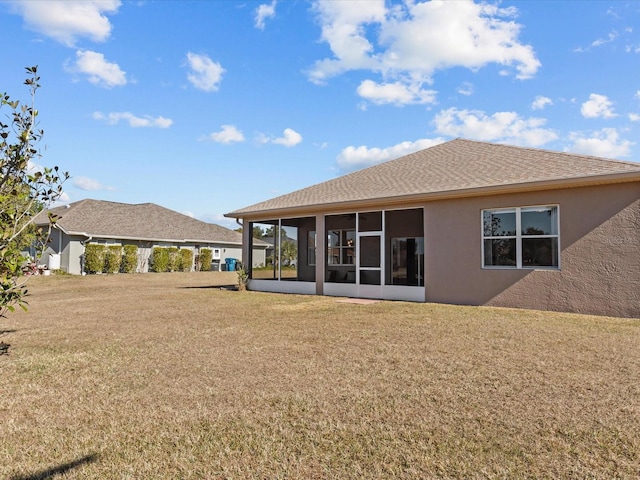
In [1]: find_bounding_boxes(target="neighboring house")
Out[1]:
[225,139,640,318]
[36,199,268,274]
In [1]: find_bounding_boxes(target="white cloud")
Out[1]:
[272,128,303,147]
[257,129,303,147]
[203,125,245,144]
[581,93,617,119]
[592,30,619,48]
[356,79,437,105]
[567,128,633,158]
[186,52,225,92]
[337,138,446,170]
[73,176,114,191]
[66,50,127,88]
[531,95,553,110]
[457,82,474,96]
[8,0,120,47]
[309,0,540,106]
[629,113,640,122]
[92,111,173,128]
[255,1,277,30]
[433,107,558,147]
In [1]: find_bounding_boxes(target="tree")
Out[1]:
[280,240,297,267]
[0,66,69,316]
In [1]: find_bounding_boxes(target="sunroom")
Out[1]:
[246,208,425,301]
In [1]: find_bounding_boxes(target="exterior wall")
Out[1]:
[424,182,639,318]
[65,236,86,275]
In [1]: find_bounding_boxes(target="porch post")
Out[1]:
[242,220,251,273]
[315,213,325,295]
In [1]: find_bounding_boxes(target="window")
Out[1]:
[483,205,559,269]
[327,229,355,265]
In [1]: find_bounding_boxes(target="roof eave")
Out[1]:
[225,171,640,221]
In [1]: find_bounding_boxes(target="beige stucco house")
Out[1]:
[37,199,268,274]
[225,139,640,318]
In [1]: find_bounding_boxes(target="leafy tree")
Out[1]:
[236,226,265,239]
[281,240,297,267]
[252,226,264,239]
[1,66,68,316]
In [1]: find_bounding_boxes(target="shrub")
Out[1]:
[167,247,179,272]
[104,246,122,274]
[122,245,138,273]
[199,248,212,271]
[179,249,193,272]
[237,266,249,291]
[84,244,105,274]
[152,247,169,273]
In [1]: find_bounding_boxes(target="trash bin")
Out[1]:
[211,261,220,272]
[225,258,237,272]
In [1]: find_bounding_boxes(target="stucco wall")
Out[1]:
[424,182,639,318]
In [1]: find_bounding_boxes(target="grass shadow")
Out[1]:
[181,285,238,290]
[10,453,98,480]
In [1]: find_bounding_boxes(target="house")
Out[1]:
[225,139,640,318]
[36,199,268,274]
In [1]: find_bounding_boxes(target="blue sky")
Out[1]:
[1,0,639,229]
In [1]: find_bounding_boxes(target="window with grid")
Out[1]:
[483,205,559,269]
[327,229,355,265]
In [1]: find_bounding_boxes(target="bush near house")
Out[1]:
[122,245,138,273]
[199,248,212,271]
[179,249,193,272]
[104,246,122,274]
[151,247,169,273]
[167,247,180,272]
[84,244,105,274]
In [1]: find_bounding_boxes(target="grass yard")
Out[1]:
[1,272,639,479]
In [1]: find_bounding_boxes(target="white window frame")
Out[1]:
[482,205,560,270]
[327,228,355,266]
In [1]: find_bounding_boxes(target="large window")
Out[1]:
[483,205,559,269]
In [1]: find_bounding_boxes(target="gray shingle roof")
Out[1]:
[226,138,640,218]
[39,199,246,245]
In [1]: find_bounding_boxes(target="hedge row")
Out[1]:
[84,244,138,274]
[151,247,195,272]
[84,245,213,274]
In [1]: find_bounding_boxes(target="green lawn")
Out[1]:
[1,272,639,479]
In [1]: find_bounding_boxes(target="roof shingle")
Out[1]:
[39,199,245,244]
[227,139,640,217]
